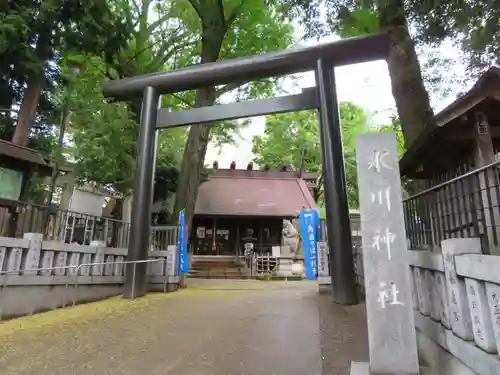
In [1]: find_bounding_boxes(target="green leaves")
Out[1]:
[66,55,137,194]
[408,0,500,74]
[66,54,188,195]
[331,5,380,38]
[252,104,405,209]
[252,102,369,208]
[253,110,321,171]
[56,0,296,204]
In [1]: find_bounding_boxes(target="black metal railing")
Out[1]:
[403,160,500,254]
[249,243,282,256]
[0,199,131,248]
[150,225,178,250]
[235,253,305,278]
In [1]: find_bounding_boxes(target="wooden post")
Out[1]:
[351,132,419,375]
[472,110,500,254]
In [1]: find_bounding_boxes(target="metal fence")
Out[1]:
[0,200,131,248]
[403,160,500,254]
[151,225,178,250]
[319,213,364,293]
[0,200,180,250]
[235,254,304,279]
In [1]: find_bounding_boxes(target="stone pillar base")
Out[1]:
[350,362,369,375]
[318,284,331,294]
[179,275,187,288]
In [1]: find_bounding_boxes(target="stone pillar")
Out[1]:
[123,196,133,224]
[23,233,43,275]
[352,132,419,375]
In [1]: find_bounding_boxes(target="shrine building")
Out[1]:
[190,161,318,258]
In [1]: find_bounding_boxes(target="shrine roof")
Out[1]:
[400,66,500,178]
[194,169,317,217]
[0,139,51,173]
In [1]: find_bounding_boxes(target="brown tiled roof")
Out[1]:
[194,169,317,217]
[0,139,49,167]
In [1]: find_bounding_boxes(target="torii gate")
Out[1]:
[102,32,389,305]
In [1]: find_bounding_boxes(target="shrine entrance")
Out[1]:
[191,215,283,257]
[102,32,390,305]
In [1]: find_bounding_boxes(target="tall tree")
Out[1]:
[171,0,295,224]
[407,0,500,76]
[2,0,132,146]
[277,0,435,147]
[65,0,270,195]
[279,0,500,142]
[64,52,188,193]
[378,0,435,146]
[252,102,369,208]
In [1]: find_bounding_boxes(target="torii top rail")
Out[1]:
[102,33,389,100]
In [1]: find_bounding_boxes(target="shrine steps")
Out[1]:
[189,256,249,279]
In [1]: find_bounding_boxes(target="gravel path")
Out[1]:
[0,281,368,375]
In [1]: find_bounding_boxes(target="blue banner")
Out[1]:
[177,209,189,275]
[299,209,320,280]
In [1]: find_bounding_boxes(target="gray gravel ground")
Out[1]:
[0,281,368,375]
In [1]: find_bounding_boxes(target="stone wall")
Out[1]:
[408,238,500,375]
[0,233,179,319]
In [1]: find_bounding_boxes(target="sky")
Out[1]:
[204,29,468,169]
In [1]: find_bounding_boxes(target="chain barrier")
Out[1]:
[0,258,168,319]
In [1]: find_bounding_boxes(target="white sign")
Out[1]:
[317,241,330,285]
[167,245,177,276]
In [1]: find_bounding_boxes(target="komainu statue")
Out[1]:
[282,219,299,258]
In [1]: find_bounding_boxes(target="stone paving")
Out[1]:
[0,281,368,375]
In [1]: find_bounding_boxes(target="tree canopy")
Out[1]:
[2,0,486,224]
[0,0,297,224]
[170,0,296,223]
[253,102,373,208]
[276,0,500,150]
[1,0,132,147]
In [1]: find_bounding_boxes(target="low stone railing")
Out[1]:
[408,238,500,375]
[0,233,180,319]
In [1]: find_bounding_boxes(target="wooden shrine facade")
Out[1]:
[190,166,318,256]
[401,67,500,254]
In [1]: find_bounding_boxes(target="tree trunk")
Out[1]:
[12,31,51,146]
[379,0,436,147]
[378,0,437,246]
[172,4,227,228]
[172,87,215,225]
[12,76,44,146]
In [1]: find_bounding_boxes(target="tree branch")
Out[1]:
[317,171,324,190]
[226,0,247,27]
[171,93,192,107]
[215,80,251,97]
[216,0,226,27]
[187,0,203,20]
[120,40,155,70]
[130,0,141,26]
[148,11,177,34]
[148,36,197,72]
[316,171,324,202]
